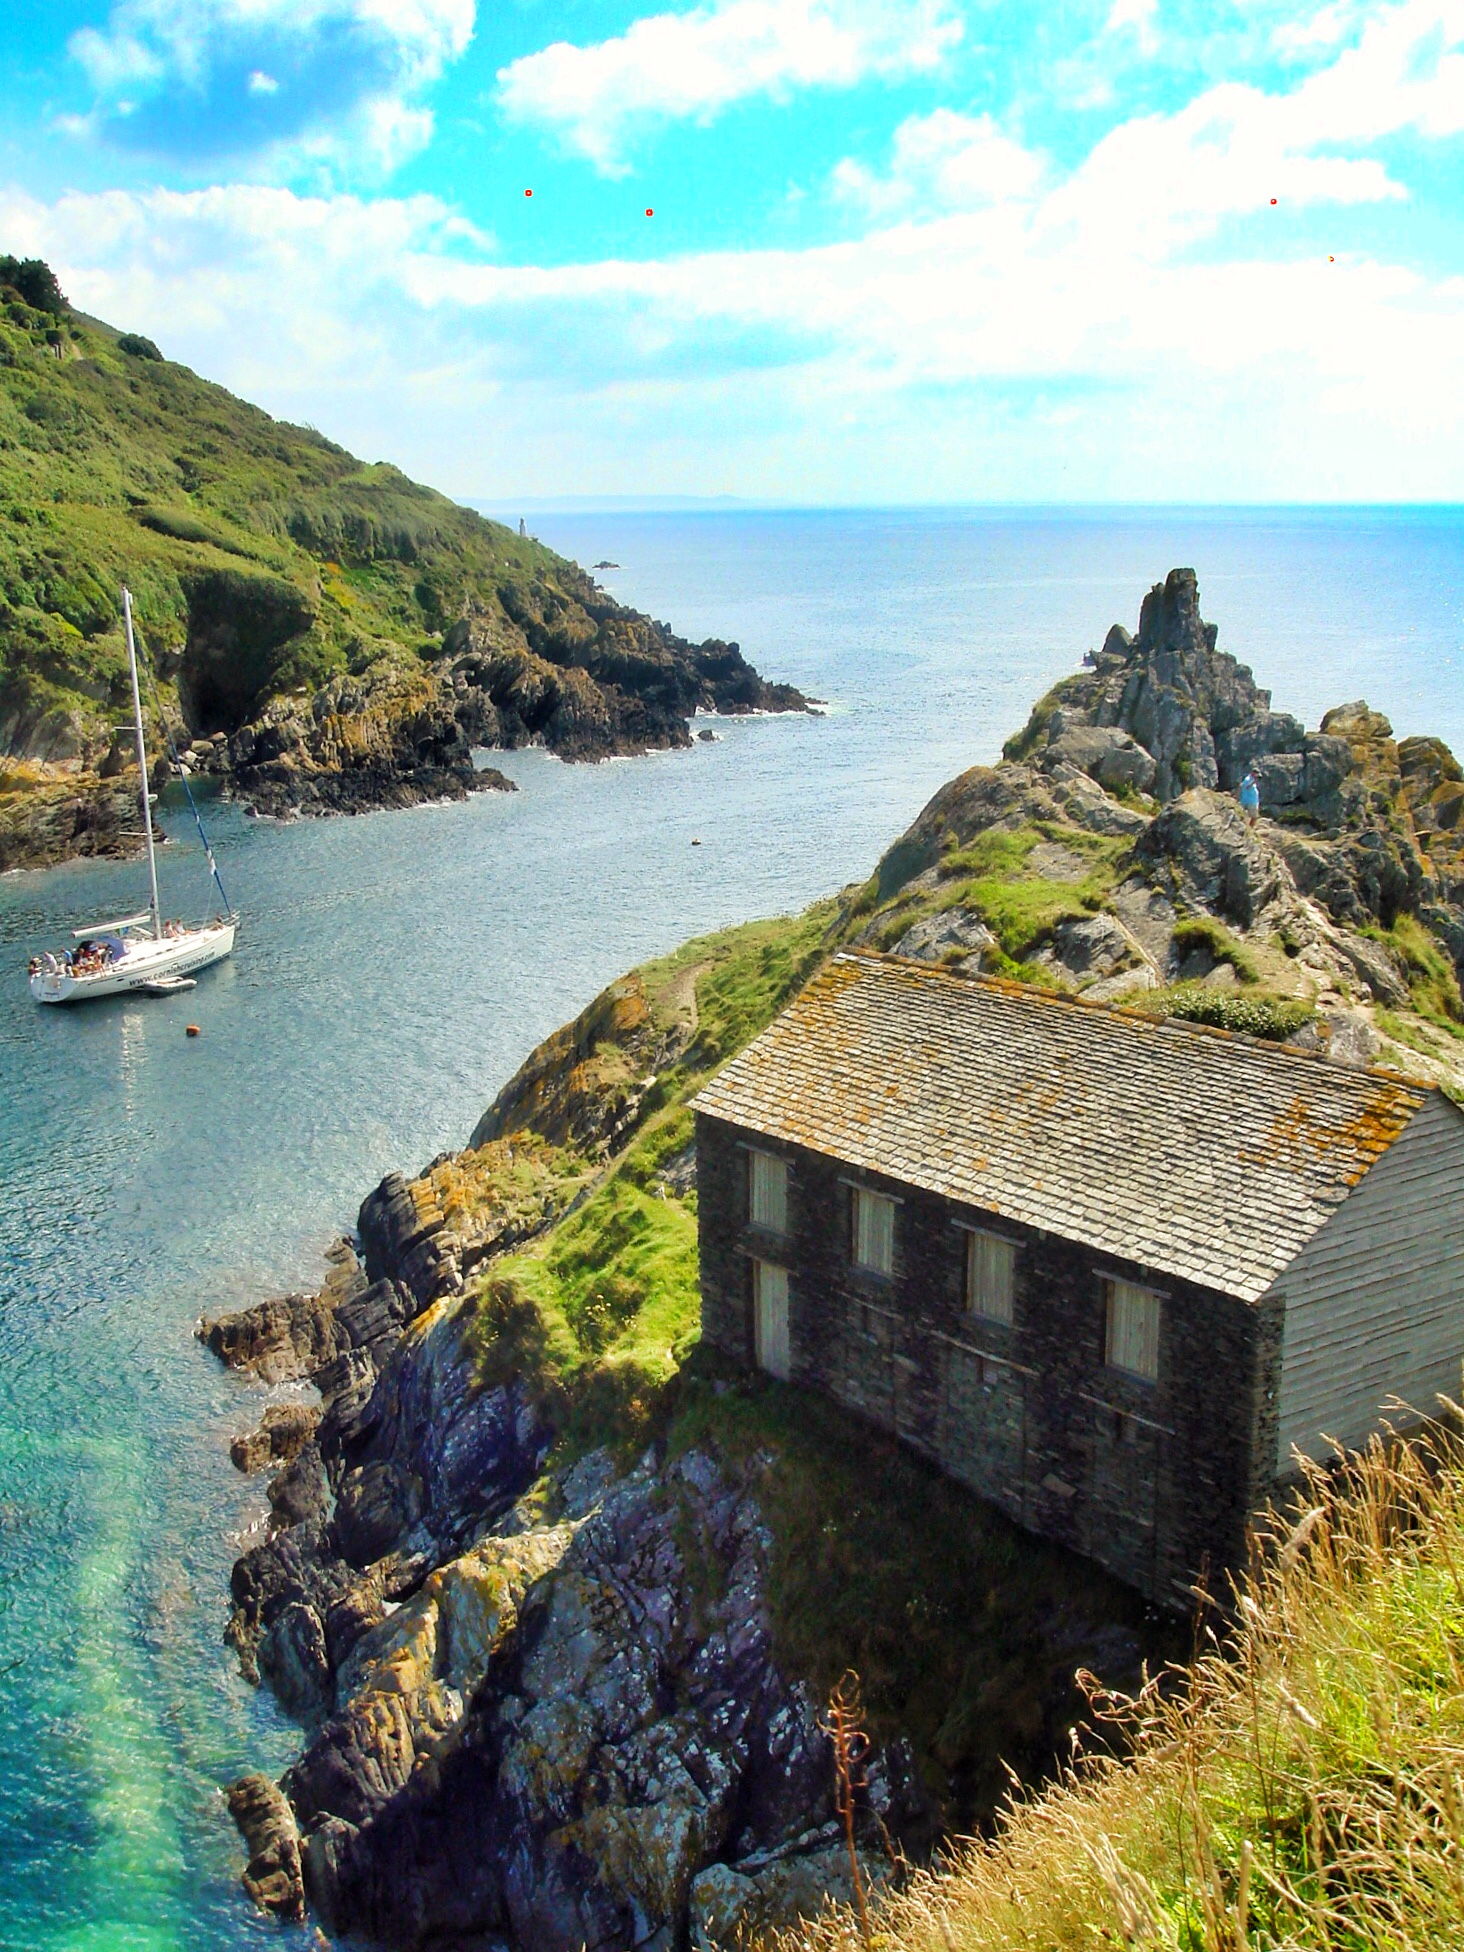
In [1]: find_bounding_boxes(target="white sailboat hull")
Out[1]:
[30,921,237,1005]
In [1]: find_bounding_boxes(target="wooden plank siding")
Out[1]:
[1273,1092,1464,1470]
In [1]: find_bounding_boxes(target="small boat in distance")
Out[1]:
[28,587,237,1007]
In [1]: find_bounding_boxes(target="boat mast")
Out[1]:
[122,586,162,942]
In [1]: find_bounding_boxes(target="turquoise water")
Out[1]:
[1,508,1461,1947]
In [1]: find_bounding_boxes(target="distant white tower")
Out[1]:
[519,517,527,537]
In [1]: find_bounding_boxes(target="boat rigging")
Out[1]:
[27,586,238,1005]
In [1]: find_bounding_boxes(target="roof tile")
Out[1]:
[692,953,1433,1302]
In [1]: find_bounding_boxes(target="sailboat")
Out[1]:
[28,587,237,1005]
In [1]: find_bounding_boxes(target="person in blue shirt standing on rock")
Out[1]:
[1239,771,1261,823]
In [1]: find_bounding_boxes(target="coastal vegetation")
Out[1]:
[780,1429,1464,1952]
[0,260,804,865]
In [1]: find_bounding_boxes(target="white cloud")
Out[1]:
[1104,0,1159,54]
[832,110,1044,215]
[1272,3,1359,55]
[496,0,963,174]
[10,0,1464,501]
[71,0,473,93]
[68,0,474,170]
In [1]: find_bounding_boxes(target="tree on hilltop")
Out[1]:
[0,256,67,317]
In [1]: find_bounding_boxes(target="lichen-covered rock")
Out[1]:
[470,972,666,1154]
[268,1441,331,1530]
[1041,721,1157,796]
[227,1772,305,1921]
[290,1446,916,1951]
[0,762,143,873]
[1034,912,1151,988]
[230,1401,320,1473]
[1136,791,1284,930]
[203,1289,339,1383]
[322,1292,555,1558]
[202,1237,371,1382]
[689,1842,884,1950]
[893,910,998,967]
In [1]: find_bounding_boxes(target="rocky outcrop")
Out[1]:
[977,570,1464,1001]
[227,670,518,820]
[290,1443,921,1950]
[470,971,681,1154]
[1007,568,1278,802]
[230,1401,320,1474]
[209,610,810,822]
[0,761,151,873]
[222,1260,928,1952]
[226,1772,305,1921]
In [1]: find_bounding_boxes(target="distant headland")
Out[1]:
[0,259,809,873]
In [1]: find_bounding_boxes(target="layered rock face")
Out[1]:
[211,1182,923,1950]
[221,619,808,821]
[0,761,144,872]
[286,1441,913,1951]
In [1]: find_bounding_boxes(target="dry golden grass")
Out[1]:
[777,1421,1464,1952]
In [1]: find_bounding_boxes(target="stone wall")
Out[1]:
[697,1111,1281,1608]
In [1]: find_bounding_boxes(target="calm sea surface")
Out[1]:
[1,507,1461,1948]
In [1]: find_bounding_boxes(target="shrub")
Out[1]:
[0,256,66,317]
[117,333,163,362]
[1140,984,1314,1041]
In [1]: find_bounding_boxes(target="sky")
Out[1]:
[0,0,1462,503]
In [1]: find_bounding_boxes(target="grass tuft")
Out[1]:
[1136,985,1315,1042]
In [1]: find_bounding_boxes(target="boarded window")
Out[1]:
[852,1188,895,1275]
[966,1229,1016,1323]
[1106,1278,1161,1382]
[753,1259,790,1381]
[749,1149,788,1234]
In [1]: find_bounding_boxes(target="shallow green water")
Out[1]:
[1,508,1460,1947]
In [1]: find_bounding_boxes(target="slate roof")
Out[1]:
[691,953,1438,1303]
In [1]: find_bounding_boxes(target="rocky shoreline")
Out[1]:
[201,570,1464,1948]
[209,1159,1152,1949]
[0,277,815,873]
[2,630,810,869]
[208,1194,936,1948]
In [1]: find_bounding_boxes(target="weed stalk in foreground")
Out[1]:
[823,1670,873,1946]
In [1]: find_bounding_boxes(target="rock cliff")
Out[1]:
[866,567,1464,1088]
[209,570,1464,1948]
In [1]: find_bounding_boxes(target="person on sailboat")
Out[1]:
[26,584,239,1006]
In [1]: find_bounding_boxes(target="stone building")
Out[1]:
[692,953,1464,1607]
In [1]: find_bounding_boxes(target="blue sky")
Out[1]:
[1,0,1462,501]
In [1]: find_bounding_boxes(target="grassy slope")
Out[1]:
[779,1430,1464,1952]
[0,290,665,762]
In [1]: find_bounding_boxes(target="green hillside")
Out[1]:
[0,257,802,865]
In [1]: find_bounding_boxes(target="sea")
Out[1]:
[0,506,1461,1950]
